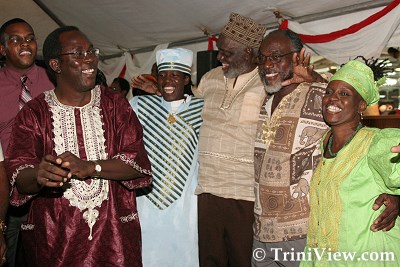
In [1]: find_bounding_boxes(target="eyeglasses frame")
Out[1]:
[257,51,298,65]
[58,48,100,59]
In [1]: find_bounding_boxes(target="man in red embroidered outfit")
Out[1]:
[0,18,54,267]
[6,26,152,267]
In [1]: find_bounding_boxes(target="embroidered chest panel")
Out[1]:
[44,88,109,240]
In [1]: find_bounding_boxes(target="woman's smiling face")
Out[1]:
[322,80,366,126]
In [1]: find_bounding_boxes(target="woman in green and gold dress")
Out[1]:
[302,60,400,266]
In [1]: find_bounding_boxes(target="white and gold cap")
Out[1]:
[156,48,193,75]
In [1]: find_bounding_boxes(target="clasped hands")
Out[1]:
[37,151,94,187]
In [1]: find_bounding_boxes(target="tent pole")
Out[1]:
[33,0,65,27]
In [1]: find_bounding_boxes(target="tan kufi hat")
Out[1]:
[222,13,267,48]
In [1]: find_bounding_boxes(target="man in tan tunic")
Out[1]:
[193,13,266,267]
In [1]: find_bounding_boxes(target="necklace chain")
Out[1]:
[327,123,363,157]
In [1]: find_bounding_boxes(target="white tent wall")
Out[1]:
[99,41,209,86]
[282,4,400,64]
[99,41,210,100]
[97,2,400,96]
[2,0,398,59]
[388,26,400,47]
[1,0,399,93]
[0,0,59,56]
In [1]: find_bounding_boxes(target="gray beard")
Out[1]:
[263,81,282,94]
[224,64,249,78]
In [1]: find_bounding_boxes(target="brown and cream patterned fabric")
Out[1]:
[222,13,267,49]
[253,82,329,242]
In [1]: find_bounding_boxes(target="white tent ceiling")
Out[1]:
[1,0,400,88]
[1,0,398,58]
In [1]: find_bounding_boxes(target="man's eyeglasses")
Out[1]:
[7,35,36,45]
[256,51,296,64]
[59,48,100,59]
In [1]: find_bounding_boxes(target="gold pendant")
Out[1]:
[167,114,176,123]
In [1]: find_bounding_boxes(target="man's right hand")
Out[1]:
[36,155,71,188]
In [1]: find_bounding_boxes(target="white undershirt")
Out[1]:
[264,95,274,118]
[170,95,188,113]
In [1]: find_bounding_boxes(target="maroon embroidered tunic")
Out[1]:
[7,86,152,267]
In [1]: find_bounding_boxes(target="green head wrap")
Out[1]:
[329,60,379,106]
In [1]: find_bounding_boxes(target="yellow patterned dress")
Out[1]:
[301,127,400,267]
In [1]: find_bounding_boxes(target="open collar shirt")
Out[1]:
[193,66,266,201]
[254,82,328,242]
[0,64,54,152]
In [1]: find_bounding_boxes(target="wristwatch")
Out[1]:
[91,160,102,178]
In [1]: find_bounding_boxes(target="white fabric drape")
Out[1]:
[98,43,169,85]
[283,5,400,64]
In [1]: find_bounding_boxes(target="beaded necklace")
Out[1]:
[326,123,363,157]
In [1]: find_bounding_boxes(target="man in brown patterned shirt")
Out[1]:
[252,29,400,267]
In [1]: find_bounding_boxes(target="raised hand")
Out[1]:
[131,75,160,95]
[281,48,314,86]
